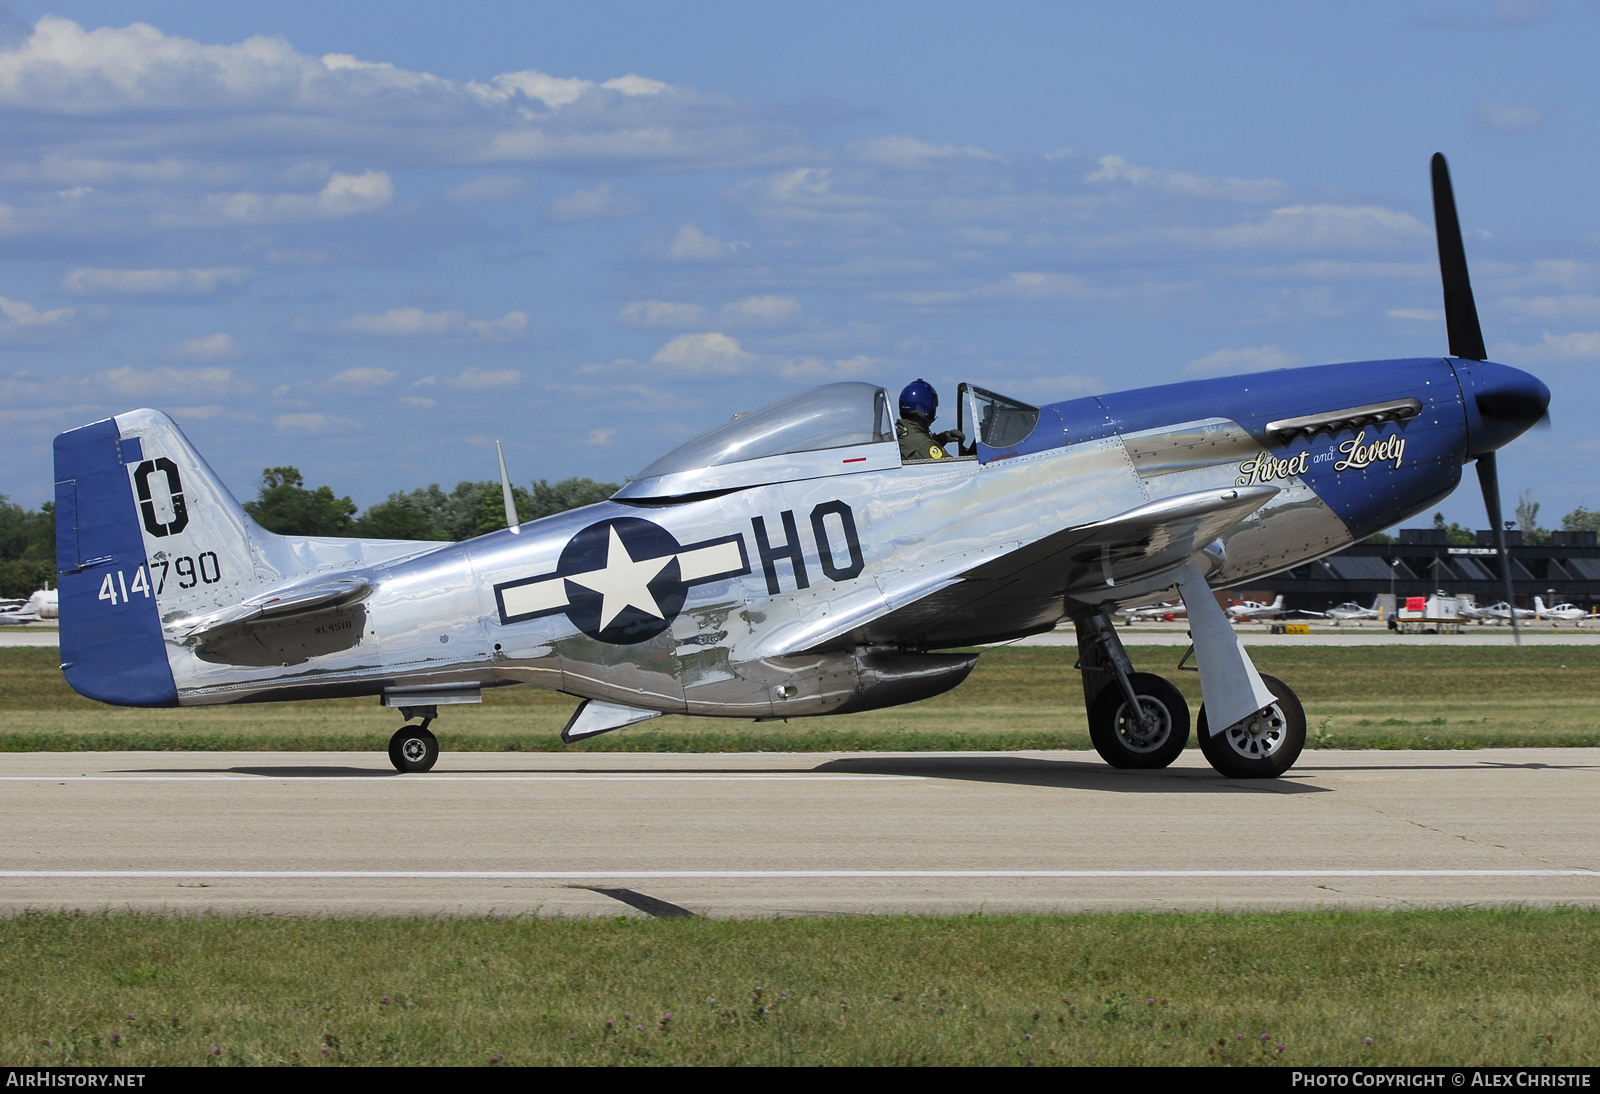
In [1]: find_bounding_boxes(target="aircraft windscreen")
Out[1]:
[969,386,1040,448]
[635,382,892,481]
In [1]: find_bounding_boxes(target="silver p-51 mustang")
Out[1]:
[50,156,1548,779]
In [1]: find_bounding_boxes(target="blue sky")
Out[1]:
[2,1,1596,531]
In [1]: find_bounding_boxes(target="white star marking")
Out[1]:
[565,526,673,629]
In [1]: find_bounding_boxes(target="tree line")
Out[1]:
[239,468,620,540]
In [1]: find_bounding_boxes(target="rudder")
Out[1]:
[54,416,176,705]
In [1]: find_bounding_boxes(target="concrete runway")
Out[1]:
[1,748,1595,918]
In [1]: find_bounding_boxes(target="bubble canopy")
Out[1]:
[614,383,902,499]
[639,383,891,476]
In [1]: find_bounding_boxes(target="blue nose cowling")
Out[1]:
[1455,360,1550,457]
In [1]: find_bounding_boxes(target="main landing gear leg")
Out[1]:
[1173,561,1306,778]
[1075,611,1190,769]
[389,705,440,773]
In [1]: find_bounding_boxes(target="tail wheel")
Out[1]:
[388,725,439,773]
[1196,673,1306,779]
[1088,672,1191,769]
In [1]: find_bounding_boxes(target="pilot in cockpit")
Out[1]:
[896,378,966,461]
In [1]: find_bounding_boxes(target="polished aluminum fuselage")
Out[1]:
[153,360,1471,715]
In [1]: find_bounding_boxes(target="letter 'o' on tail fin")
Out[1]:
[54,409,260,706]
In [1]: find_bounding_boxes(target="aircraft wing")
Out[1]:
[767,484,1279,655]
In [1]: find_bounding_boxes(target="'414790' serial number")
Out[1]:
[97,552,221,606]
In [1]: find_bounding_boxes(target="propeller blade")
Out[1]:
[1475,451,1522,648]
[1431,153,1488,361]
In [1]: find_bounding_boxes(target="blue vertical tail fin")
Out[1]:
[54,414,177,706]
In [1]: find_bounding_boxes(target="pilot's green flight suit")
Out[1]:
[897,418,961,461]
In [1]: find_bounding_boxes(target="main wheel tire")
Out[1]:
[1196,673,1305,779]
[1088,672,1191,769]
[388,725,439,773]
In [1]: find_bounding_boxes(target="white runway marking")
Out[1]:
[3,870,1595,880]
[0,774,920,783]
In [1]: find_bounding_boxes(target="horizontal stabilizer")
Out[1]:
[561,699,663,743]
[173,575,371,641]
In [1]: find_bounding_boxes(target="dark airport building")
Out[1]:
[1239,529,1600,615]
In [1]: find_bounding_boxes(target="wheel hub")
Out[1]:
[1222,702,1287,759]
[401,736,429,763]
[1115,698,1172,753]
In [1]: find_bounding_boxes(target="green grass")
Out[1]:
[3,644,1598,752]
[2,909,1595,1066]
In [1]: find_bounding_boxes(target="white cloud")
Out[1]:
[0,17,803,171]
[885,272,1116,308]
[586,428,616,445]
[1210,205,1428,251]
[853,136,997,169]
[466,311,529,341]
[63,266,248,295]
[617,300,708,328]
[0,364,254,410]
[326,307,528,342]
[546,380,693,412]
[274,412,359,433]
[326,367,397,392]
[103,365,252,399]
[1387,308,1443,321]
[448,174,528,203]
[779,354,885,380]
[201,170,393,224]
[1497,295,1600,322]
[650,332,750,375]
[720,294,801,326]
[1280,261,1434,282]
[271,366,398,408]
[0,294,74,331]
[454,367,522,389]
[1184,346,1303,377]
[1475,100,1550,134]
[600,74,667,96]
[1495,331,1600,364]
[1084,154,1287,202]
[549,183,643,221]
[333,308,458,336]
[645,222,746,261]
[161,333,241,360]
[1480,260,1592,292]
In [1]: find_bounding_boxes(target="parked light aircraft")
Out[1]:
[1481,600,1539,624]
[1118,600,1186,622]
[0,588,58,626]
[1304,596,1385,623]
[1225,595,1287,622]
[49,156,1549,780]
[1533,597,1590,623]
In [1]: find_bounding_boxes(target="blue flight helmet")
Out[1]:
[900,378,938,424]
